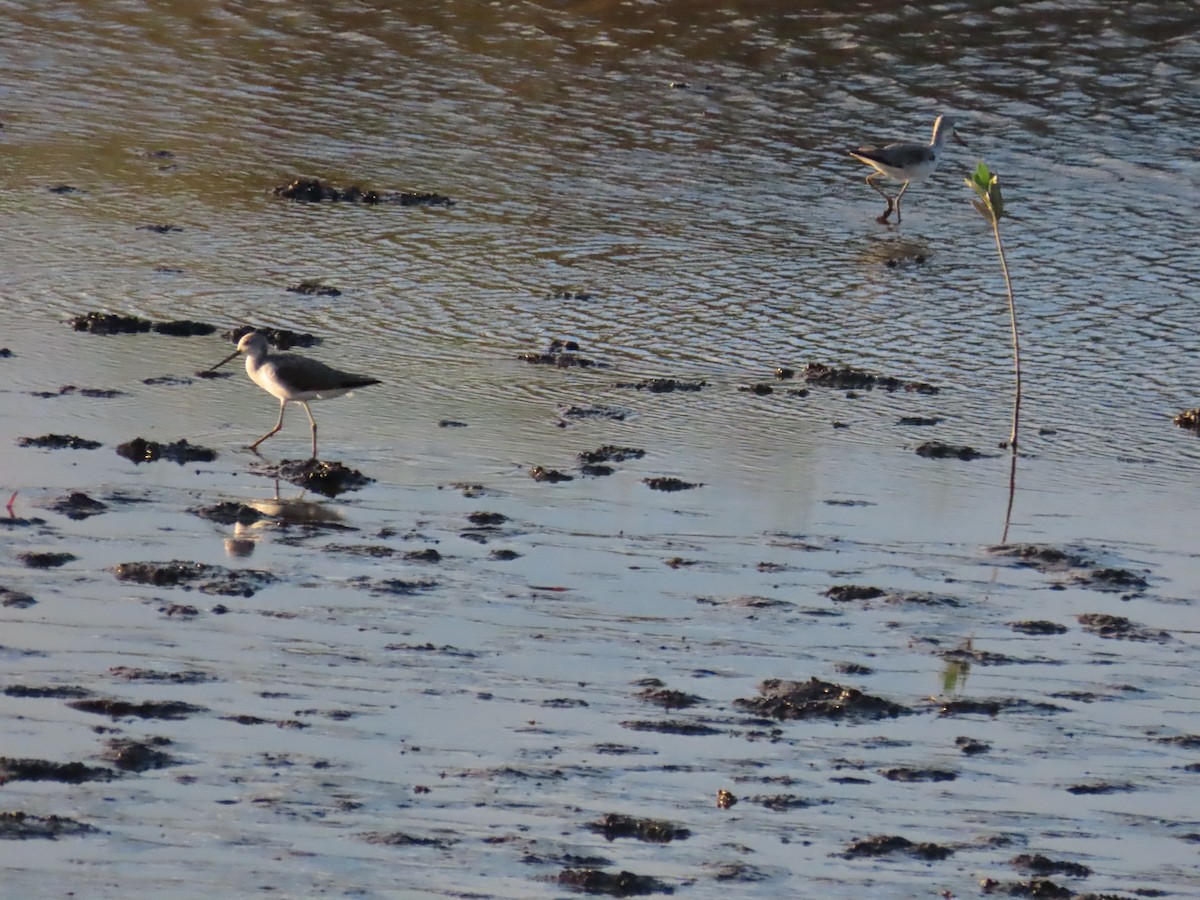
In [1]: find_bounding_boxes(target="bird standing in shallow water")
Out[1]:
[208,332,381,459]
[848,115,966,224]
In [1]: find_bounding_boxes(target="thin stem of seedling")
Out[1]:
[991,219,1021,450]
[966,162,1020,453]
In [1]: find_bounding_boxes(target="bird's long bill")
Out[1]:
[207,348,241,373]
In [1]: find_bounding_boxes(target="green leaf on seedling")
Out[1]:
[966,162,1005,222]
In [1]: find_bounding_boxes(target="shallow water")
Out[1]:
[1,2,1199,898]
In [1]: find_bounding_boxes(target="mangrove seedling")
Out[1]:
[967,162,1021,452]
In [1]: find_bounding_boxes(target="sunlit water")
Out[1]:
[1,2,1198,897]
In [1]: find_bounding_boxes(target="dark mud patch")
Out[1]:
[588,813,690,843]
[580,446,645,466]
[1065,781,1136,796]
[824,585,885,602]
[882,767,958,783]
[643,477,702,492]
[0,587,36,608]
[561,403,627,421]
[915,441,984,461]
[531,465,574,483]
[70,311,217,337]
[352,577,439,597]
[979,877,1073,897]
[616,378,705,393]
[735,677,912,721]
[273,177,453,206]
[844,834,954,860]
[934,697,1068,717]
[991,544,1149,593]
[67,698,205,720]
[801,362,939,394]
[191,502,267,526]
[17,434,102,450]
[1078,613,1171,642]
[103,737,176,772]
[17,551,75,569]
[939,645,1037,666]
[1010,620,1069,636]
[635,686,703,710]
[1173,407,1200,431]
[956,736,991,755]
[286,280,341,297]
[360,830,456,848]
[70,311,153,335]
[520,338,602,368]
[1010,853,1092,878]
[384,643,477,658]
[219,325,320,350]
[0,757,116,784]
[111,560,277,597]
[48,491,108,519]
[253,459,373,498]
[620,720,723,737]
[557,868,675,896]
[0,812,97,840]
[29,385,126,399]
[467,511,508,527]
[116,437,217,464]
[109,666,214,684]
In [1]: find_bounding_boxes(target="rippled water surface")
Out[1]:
[1,2,1199,898]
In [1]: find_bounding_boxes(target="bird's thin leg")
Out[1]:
[867,172,895,224]
[893,181,911,225]
[251,400,287,452]
[301,401,318,459]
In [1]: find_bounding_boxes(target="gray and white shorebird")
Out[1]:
[208,332,381,458]
[848,115,966,224]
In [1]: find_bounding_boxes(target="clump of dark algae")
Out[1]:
[0,812,97,839]
[18,434,102,450]
[801,362,939,394]
[218,325,320,351]
[843,835,953,860]
[588,813,690,843]
[287,280,341,297]
[1078,613,1171,642]
[1174,407,1200,431]
[824,584,885,602]
[273,177,454,207]
[103,737,176,772]
[253,459,373,498]
[110,560,276,597]
[990,544,1149,593]
[18,552,75,569]
[556,868,675,896]
[643,477,702,492]
[520,337,602,368]
[915,441,984,461]
[67,698,205,720]
[48,492,108,520]
[0,757,117,784]
[116,437,217,464]
[69,311,216,337]
[734,677,912,721]
[531,465,574,483]
[615,377,705,393]
[979,877,1073,898]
